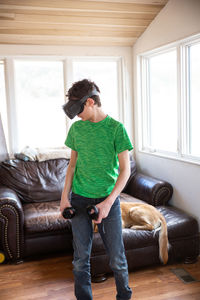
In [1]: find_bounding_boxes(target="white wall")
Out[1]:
[133,0,200,228]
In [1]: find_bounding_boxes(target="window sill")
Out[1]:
[138,149,200,167]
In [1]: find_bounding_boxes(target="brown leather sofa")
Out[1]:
[0,157,199,279]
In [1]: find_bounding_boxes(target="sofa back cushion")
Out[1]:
[0,159,69,203]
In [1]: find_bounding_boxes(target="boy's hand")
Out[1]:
[94,199,112,224]
[60,195,71,215]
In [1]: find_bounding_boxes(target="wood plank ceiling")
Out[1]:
[0,0,168,47]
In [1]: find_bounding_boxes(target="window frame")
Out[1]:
[138,33,200,165]
[67,56,124,122]
[0,59,9,151]
[0,55,125,155]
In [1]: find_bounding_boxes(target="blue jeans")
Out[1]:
[71,193,132,300]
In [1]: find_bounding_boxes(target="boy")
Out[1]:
[60,79,133,300]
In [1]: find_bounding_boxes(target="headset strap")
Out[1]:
[78,88,99,105]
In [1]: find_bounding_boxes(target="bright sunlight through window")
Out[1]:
[149,50,177,152]
[14,60,66,151]
[72,60,119,121]
[139,35,200,164]
[189,43,200,157]
[0,61,9,148]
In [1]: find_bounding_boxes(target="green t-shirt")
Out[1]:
[65,115,133,198]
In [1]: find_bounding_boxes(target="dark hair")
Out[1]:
[66,79,101,107]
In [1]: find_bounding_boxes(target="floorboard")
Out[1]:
[0,254,200,300]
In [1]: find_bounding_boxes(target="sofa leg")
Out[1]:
[184,256,198,264]
[91,274,107,283]
[15,259,24,264]
[9,259,24,265]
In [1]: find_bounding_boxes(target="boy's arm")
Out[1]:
[60,149,78,214]
[94,150,130,224]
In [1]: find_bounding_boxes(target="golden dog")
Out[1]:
[94,202,169,264]
[120,202,169,264]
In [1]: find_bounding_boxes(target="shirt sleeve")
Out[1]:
[115,123,133,154]
[65,124,76,151]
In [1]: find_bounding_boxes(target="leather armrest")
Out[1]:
[0,187,24,261]
[0,187,24,213]
[124,173,173,206]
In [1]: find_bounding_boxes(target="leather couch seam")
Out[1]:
[0,204,20,259]
[154,187,171,206]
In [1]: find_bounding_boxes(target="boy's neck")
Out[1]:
[89,108,107,123]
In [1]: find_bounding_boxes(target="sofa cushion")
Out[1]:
[91,193,199,255]
[0,158,69,203]
[120,192,145,204]
[23,200,72,236]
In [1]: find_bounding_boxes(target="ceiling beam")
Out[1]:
[0,13,151,28]
[0,33,137,46]
[0,8,156,19]
[0,0,164,14]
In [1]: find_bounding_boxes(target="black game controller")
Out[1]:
[87,205,99,220]
[62,205,99,220]
[62,207,76,219]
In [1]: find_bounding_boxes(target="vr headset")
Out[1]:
[63,88,100,119]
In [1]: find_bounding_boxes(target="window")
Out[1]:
[188,43,200,157]
[0,56,125,154]
[139,35,200,163]
[0,60,9,148]
[14,60,66,151]
[148,50,177,153]
[71,59,120,121]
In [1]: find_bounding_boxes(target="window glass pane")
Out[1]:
[149,50,177,152]
[189,43,200,157]
[72,60,119,120]
[14,60,66,151]
[0,60,9,148]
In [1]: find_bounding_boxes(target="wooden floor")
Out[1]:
[0,254,200,300]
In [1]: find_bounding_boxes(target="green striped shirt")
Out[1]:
[65,115,133,198]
